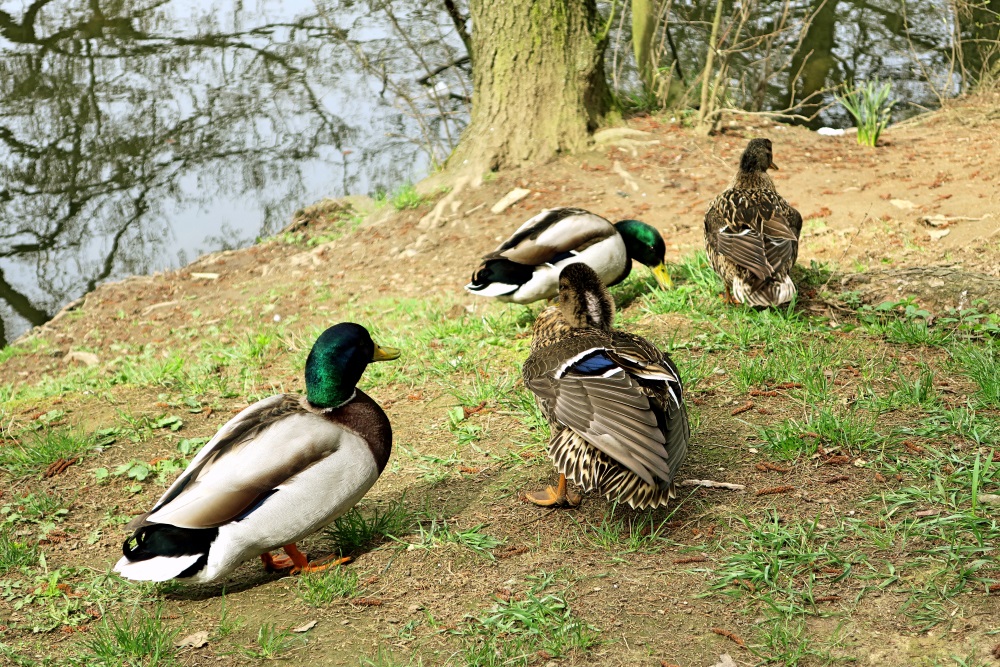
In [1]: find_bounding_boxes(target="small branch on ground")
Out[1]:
[680,479,746,491]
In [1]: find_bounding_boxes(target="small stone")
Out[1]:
[978,493,1000,505]
[889,199,916,210]
[174,630,209,648]
[63,351,99,367]
[927,229,950,241]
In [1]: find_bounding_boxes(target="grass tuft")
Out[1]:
[0,533,39,574]
[76,605,179,667]
[296,566,360,605]
[0,429,95,478]
[325,499,414,554]
[951,343,999,407]
[241,623,303,659]
[837,79,896,146]
[460,585,598,666]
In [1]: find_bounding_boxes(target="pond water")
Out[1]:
[0,0,985,346]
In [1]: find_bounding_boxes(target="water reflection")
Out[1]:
[0,0,991,346]
[0,0,468,346]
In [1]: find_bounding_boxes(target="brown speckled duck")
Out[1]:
[522,263,689,509]
[704,138,802,306]
[114,323,398,583]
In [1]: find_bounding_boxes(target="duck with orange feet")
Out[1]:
[114,323,398,583]
[522,263,689,509]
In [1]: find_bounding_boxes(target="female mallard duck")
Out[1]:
[704,138,802,306]
[522,263,689,509]
[114,323,399,583]
[466,207,672,304]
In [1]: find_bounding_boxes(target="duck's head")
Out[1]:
[614,219,672,289]
[305,322,399,409]
[557,263,615,331]
[739,138,778,173]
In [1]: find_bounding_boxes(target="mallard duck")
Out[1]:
[465,207,672,304]
[114,323,399,583]
[521,263,689,509]
[704,138,802,306]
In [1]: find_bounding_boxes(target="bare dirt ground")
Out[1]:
[1,91,999,667]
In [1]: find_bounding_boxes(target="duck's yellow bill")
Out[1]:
[651,263,673,290]
[770,160,779,170]
[372,344,401,362]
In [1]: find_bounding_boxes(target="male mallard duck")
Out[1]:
[704,138,802,306]
[522,263,689,509]
[114,323,399,583]
[465,207,672,304]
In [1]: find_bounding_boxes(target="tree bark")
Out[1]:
[632,0,658,94]
[447,0,613,173]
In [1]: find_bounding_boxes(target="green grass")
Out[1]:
[0,534,39,575]
[241,624,303,660]
[324,499,415,554]
[387,184,425,211]
[459,579,598,666]
[0,429,96,478]
[408,520,505,560]
[837,79,896,147]
[575,506,679,554]
[758,407,883,460]
[711,512,858,615]
[76,605,179,667]
[296,566,360,605]
[951,342,999,407]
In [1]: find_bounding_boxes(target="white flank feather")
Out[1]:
[114,554,202,582]
[465,281,518,297]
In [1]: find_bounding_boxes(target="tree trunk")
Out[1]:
[447,0,613,173]
[632,0,658,94]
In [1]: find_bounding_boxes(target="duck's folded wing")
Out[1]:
[135,397,340,530]
[487,208,615,265]
[761,204,800,271]
[525,348,672,486]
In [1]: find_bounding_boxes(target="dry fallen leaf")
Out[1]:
[292,620,318,633]
[174,630,209,649]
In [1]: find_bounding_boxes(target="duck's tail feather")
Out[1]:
[114,524,218,581]
[732,274,796,307]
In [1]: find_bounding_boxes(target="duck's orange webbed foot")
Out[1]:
[260,544,352,574]
[293,552,352,575]
[260,551,294,572]
[525,474,582,507]
[720,289,740,305]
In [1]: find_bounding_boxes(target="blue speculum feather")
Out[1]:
[567,350,618,376]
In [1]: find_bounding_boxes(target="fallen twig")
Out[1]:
[730,401,754,416]
[679,479,746,491]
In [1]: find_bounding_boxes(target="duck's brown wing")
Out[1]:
[707,193,799,284]
[610,332,689,485]
[484,208,616,266]
[762,200,802,273]
[523,334,676,486]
